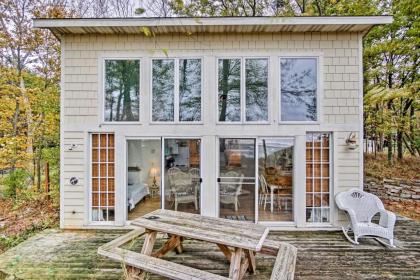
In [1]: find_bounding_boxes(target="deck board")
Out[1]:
[0,219,419,279]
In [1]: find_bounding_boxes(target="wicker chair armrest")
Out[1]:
[341,207,358,226]
[378,209,396,229]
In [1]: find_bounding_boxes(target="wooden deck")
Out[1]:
[0,218,419,279]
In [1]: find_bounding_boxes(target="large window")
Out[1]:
[104,60,140,122]
[218,58,268,122]
[152,59,202,122]
[306,133,331,223]
[280,58,317,122]
[91,133,115,222]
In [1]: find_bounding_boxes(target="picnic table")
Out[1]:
[98,209,297,280]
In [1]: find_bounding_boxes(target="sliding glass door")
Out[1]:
[163,138,201,214]
[126,139,162,220]
[218,138,256,222]
[218,137,295,224]
[257,138,294,222]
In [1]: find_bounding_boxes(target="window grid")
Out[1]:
[91,133,115,221]
[306,133,331,223]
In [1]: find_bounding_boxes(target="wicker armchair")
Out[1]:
[220,171,244,212]
[335,188,396,247]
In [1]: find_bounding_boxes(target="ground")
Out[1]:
[0,218,419,280]
[0,195,59,254]
[364,154,420,181]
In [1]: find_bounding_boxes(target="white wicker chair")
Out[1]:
[335,188,396,247]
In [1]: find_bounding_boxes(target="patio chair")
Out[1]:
[220,172,244,212]
[258,175,272,211]
[171,172,198,211]
[335,188,396,247]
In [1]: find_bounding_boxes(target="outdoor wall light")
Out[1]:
[345,132,359,150]
[68,144,77,151]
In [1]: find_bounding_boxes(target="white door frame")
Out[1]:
[161,137,203,214]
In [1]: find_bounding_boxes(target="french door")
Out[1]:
[218,137,295,223]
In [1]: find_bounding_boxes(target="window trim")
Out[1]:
[278,56,322,125]
[149,57,204,124]
[216,56,271,125]
[100,57,142,125]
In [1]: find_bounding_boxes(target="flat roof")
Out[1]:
[33,16,393,37]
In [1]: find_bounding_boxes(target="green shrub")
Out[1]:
[2,169,30,199]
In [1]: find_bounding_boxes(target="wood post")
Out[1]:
[245,250,256,273]
[127,230,157,280]
[217,244,232,261]
[229,248,243,280]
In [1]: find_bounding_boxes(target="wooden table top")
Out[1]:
[131,209,270,251]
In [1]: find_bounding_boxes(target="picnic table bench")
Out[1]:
[98,209,296,280]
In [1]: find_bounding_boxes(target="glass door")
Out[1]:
[257,138,294,222]
[126,139,162,220]
[163,138,201,214]
[218,138,256,222]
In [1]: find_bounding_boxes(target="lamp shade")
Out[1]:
[149,167,159,177]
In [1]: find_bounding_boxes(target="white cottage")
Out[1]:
[34,16,392,229]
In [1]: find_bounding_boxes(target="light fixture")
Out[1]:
[345,132,358,150]
[149,166,159,188]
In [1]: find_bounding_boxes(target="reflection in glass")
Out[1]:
[246,58,268,121]
[219,138,255,222]
[258,138,293,222]
[126,139,161,220]
[281,58,317,121]
[104,60,140,122]
[179,59,202,121]
[218,59,241,122]
[164,139,201,214]
[152,59,175,121]
[306,133,331,223]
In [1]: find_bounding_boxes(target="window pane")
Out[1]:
[218,59,241,122]
[306,132,331,223]
[127,139,162,220]
[281,58,317,121]
[152,59,174,121]
[258,138,293,222]
[104,60,140,122]
[219,138,255,222]
[164,139,201,214]
[246,59,268,121]
[91,133,115,222]
[179,59,201,122]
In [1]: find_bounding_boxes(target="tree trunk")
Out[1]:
[45,162,50,199]
[397,130,403,160]
[219,60,230,121]
[36,149,42,192]
[387,134,392,163]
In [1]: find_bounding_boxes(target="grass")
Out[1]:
[364,153,420,181]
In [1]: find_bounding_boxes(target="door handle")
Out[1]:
[199,178,203,183]
[217,178,221,182]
